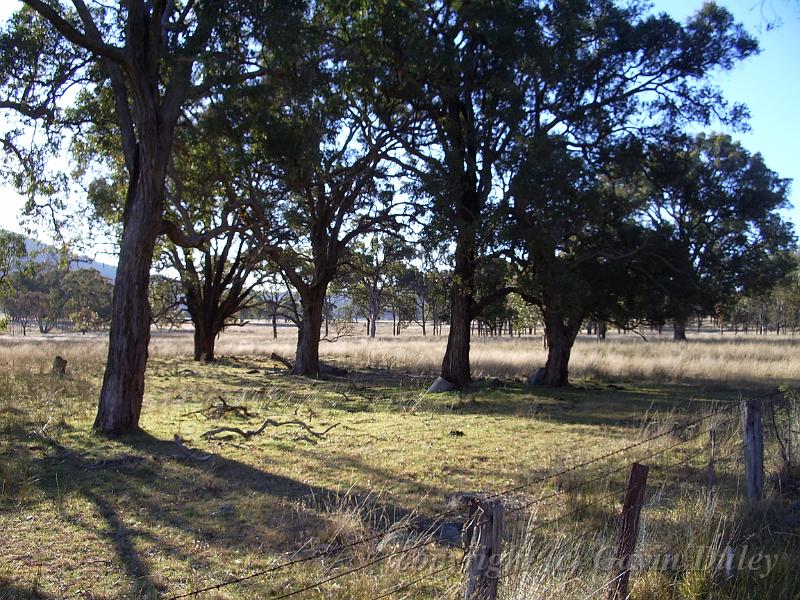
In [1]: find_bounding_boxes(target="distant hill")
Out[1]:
[22,237,117,281]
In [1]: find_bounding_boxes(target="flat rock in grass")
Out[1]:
[427,377,458,393]
[525,367,546,388]
[437,522,463,546]
[376,528,416,552]
[407,518,465,547]
[447,492,483,510]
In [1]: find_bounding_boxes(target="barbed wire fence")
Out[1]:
[165,390,794,600]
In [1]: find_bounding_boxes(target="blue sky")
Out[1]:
[0,0,798,243]
[652,0,800,227]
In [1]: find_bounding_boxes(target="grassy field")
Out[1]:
[1,327,799,599]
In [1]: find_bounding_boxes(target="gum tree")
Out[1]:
[0,1,305,433]
[638,133,796,341]
[502,2,763,387]
[349,0,530,388]
[224,8,410,376]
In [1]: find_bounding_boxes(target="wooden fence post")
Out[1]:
[706,426,716,519]
[463,499,503,600]
[789,392,800,468]
[741,398,765,501]
[608,462,649,600]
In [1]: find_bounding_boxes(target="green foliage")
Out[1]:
[3,261,67,334]
[0,229,26,297]
[62,268,113,332]
[638,133,797,326]
[149,274,185,331]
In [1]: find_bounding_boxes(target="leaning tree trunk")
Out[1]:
[292,286,326,377]
[673,317,688,341]
[540,310,581,387]
[440,242,474,388]
[94,171,163,435]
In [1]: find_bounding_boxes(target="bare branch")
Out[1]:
[202,418,338,441]
[23,0,125,62]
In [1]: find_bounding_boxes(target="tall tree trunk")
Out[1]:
[272,312,278,338]
[673,317,688,341]
[292,286,325,377]
[541,310,580,387]
[440,247,474,387]
[94,173,162,435]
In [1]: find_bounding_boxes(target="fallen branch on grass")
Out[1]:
[202,417,339,441]
[181,396,254,419]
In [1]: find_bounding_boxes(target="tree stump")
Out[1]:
[52,356,67,378]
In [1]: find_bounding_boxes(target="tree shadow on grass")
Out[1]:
[426,379,762,428]
[0,579,66,600]
[8,430,418,599]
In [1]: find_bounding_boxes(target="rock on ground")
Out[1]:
[526,367,546,388]
[427,377,458,393]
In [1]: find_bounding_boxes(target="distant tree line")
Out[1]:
[0,233,114,336]
[0,0,796,433]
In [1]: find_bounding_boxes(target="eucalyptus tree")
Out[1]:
[5,261,67,334]
[350,0,529,388]
[160,111,269,363]
[0,1,306,433]
[497,1,765,387]
[164,235,266,363]
[63,267,113,332]
[638,133,796,340]
[223,13,410,376]
[507,137,645,386]
[344,235,414,338]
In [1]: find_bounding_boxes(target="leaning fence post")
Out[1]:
[741,398,765,501]
[608,462,649,600]
[463,498,503,600]
[706,426,716,518]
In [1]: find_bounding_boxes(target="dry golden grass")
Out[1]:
[3,322,796,388]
